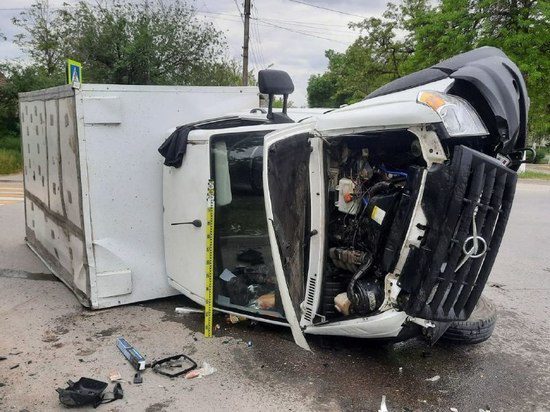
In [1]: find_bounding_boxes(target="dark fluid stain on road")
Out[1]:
[94,326,120,338]
[144,296,545,411]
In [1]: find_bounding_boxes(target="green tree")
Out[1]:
[12,0,64,75]
[54,0,240,85]
[308,0,549,142]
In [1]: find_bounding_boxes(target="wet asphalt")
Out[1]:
[0,180,549,411]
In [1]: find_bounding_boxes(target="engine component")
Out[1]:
[359,190,402,259]
[329,247,369,272]
[336,178,360,215]
[349,279,384,315]
[344,251,383,315]
[334,292,352,316]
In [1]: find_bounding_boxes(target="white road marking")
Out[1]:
[0,181,24,206]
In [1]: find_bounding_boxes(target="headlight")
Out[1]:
[417,91,488,137]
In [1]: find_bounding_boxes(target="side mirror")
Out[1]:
[258,70,294,122]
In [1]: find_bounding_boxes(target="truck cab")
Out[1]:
[160,47,529,350]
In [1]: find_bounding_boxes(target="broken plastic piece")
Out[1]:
[175,307,203,314]
[228,314,246,324]
[378,395,388,412]
[184,362,217,379]
[109,371,122,382]
[425,375,441,382]
[151,354,197,378]
[133,372,143,384]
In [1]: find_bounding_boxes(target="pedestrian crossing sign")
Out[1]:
[67,59,82,89]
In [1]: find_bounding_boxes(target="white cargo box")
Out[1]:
[19,84,258,309]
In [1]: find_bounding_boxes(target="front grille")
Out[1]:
[399,146,517,321]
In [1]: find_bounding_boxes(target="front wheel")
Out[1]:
[441,296,497,344]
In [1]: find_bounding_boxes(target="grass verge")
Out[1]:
[0,135,23,175]
[518,171,550,180]
[0,148,22,175]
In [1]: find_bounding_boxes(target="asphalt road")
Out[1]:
[0,179,549,411]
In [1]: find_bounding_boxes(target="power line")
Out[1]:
[286,0,367,19]
[232,0,243,22]
[250,5,266,68]
[198,12,350,45]
[256,19,348,45]
[253,17,356,37]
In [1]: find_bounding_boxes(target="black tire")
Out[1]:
[442,296,497,344]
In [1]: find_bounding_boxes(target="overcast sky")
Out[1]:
[0,0,390,106]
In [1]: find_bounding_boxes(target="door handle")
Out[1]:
[171,219,202,227]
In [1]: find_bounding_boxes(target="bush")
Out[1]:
[534,146,550,164]
[0,148,22,174]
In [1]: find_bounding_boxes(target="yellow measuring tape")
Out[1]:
[204,179,215,338]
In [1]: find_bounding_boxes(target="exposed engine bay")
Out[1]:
[322,131,427,319]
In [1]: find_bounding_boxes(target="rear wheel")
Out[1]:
[442,296,497,344]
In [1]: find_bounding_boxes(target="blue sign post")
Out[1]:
[67,59,82,89]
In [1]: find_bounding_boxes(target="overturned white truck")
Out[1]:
[20,47,529,350]
[160,47,529,349]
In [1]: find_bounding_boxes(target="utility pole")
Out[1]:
[242,0,251,86]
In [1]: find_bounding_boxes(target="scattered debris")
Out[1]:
[109,371,122,382]
[151,354,197,378]
[398,367,403,374]
[378,395,388,412]
[247,341,253,348]
[227,314,246,324]
[9,351,22,356]
[116,337,146,371]
[426,375,441,382]
[215,324,221,331]
[184,362,217,379]
[133,372,143,384]
[0,356,6,361]
[57,377,123,408]
[9,364,19,370]
[450,408,458,412]
[175,307,203,314]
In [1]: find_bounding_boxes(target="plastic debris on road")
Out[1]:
[378,395,388,412]
[426,375,441,382]
[108,371,122,382]
[184,362,217,379]
[175,307,203,314]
